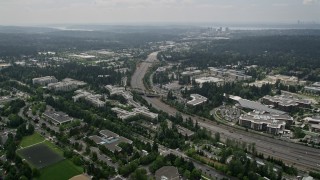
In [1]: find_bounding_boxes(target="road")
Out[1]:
[130,52,320,171]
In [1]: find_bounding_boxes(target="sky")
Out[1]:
[0,0,319,25]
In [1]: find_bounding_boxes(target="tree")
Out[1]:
[215,132,220,142]
[190,169,202,180]
[131,168,148,180]
[92,152,98,161]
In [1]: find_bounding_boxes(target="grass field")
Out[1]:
[38,159,83,180]
[20,133,45,148]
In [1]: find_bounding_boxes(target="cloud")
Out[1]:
[303,0,319,5]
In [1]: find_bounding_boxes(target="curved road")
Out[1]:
[131,52,320,171]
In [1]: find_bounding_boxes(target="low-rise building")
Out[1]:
[187,94,207,106]
[310,124,320,133]
[0,63,11,71]
[304,116,320,124]
[195,77,224,87]
[32,76,58,86]
[73,90,105,108]
[111,106,158,120]
[111,107,137,120]
[48,78,86,91]
[181,70,202,76]
[89,130,132,153]
[176,125,194,137]
[239,111,292,135]
[155,166,180,180]
[133,107,158,119]
[208,67,252,81]
[105,85,125,95]
[304,82,320,94]
[262,95,311,112]
[43,107,74,125]
[266,75,306,86]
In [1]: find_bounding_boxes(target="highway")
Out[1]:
[131,52,320,171]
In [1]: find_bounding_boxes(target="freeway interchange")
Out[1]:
[130,52,320,171]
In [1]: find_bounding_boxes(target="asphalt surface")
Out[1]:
[130,52,320,171]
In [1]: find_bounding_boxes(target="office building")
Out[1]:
[187,94,207,106]
[32,76,58,86]
[262,95,311,112]
[239,111,292,135]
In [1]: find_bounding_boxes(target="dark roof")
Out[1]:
[43,109,73,124]
[237,99,286,115]
[100,130,119,138]
[155,166,179,180]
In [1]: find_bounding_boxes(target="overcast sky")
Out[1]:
[0,0,319,25]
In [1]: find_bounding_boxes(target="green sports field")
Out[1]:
[20,133,45,148]
[19,133,83,179]
[38,159,83,180]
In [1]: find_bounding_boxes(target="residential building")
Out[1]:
[32,76,58,86]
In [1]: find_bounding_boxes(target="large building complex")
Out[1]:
[112,106,158,120]
[208,67,252,81]
[262,95,311,112]
[73,89,106,108]
[229,95,286,115]
[48,78,86,91]
[32,76,58,86]
[239,111,293,135]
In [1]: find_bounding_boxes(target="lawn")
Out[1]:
[20,133,45,148]
[38,159,83,180]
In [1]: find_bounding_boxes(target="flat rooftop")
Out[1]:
[230,95,286,115]
[43,109,73,124]
[187,94,207,106]
[89,130,132,152]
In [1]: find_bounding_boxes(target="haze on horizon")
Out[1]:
[0,0,319,26]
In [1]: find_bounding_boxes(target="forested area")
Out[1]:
[0,26,181,57]
[160,34,320,74]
